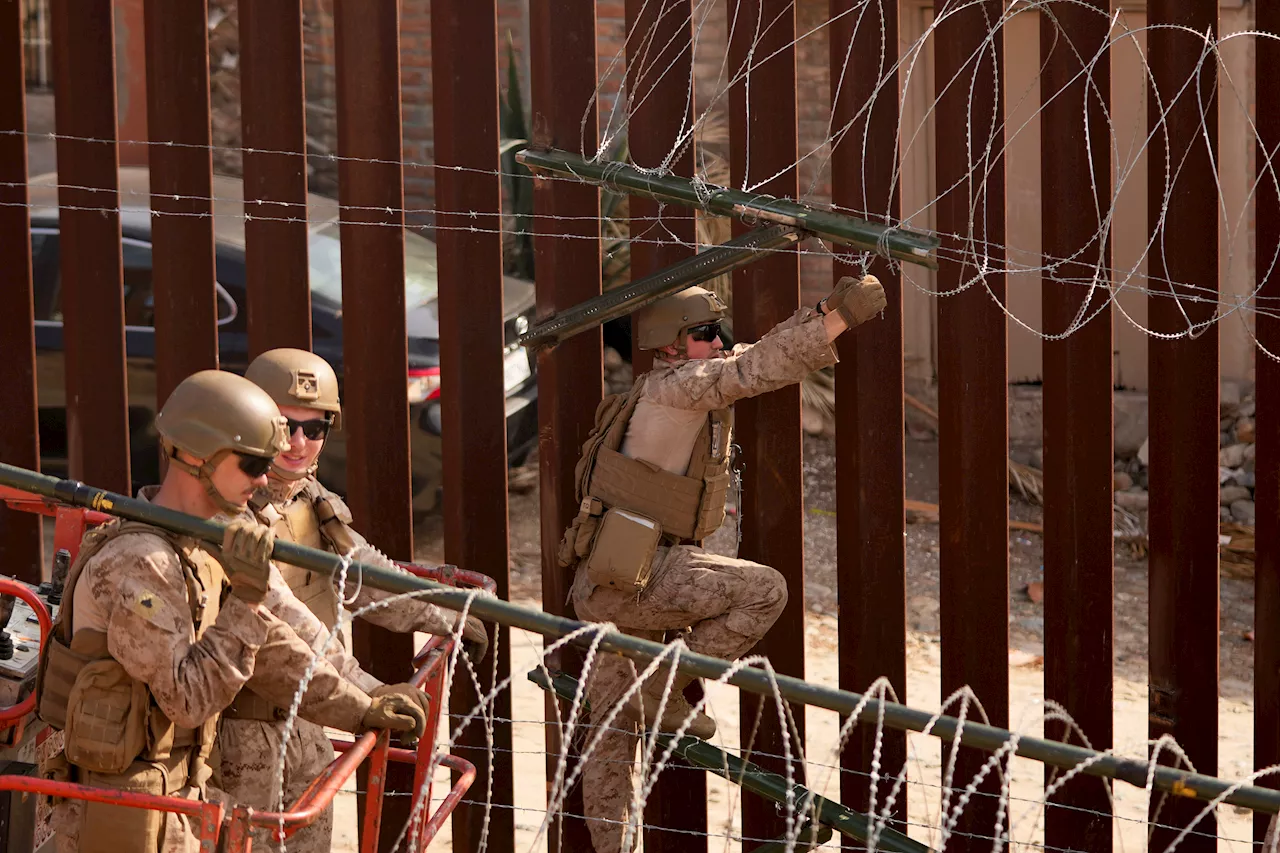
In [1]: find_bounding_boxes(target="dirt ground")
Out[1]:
[394,432,1262,851]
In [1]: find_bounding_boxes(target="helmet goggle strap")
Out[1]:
[167,446,250,515]
[673,330,688,358]
[269,412,333,483]
[669,320,722,358]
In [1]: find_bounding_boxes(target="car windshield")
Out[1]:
[308,223,440,308]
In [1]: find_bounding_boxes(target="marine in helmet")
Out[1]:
[218,347,488,852]
[242,347,487,651]
[43,370,429,853]
[561,276,886,853]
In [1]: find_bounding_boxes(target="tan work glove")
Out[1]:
[461,615,490,662]
[820,274,886,328]
[217,519,274,604]
[364,683,430,745]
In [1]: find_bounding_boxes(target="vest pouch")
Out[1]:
[692,471,732,541]
[36,637,96,731]
[556,525,578,569]
[584,508,663,595]
[79,756,186,853]
[64,658,150,775]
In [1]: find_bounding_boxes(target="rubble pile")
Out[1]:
[1113,380,1257,527]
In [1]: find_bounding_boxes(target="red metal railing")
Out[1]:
[0,578,52,728]
[227,634,475,853]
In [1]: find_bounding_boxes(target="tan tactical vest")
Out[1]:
[559,375,733,567]
[36,521,224,782]
[257,478,355,631]
[223,480,357,722]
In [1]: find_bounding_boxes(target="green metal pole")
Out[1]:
[515,147,940,269]
[2,461,1277,816]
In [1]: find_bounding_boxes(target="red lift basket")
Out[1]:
[0,485,484,852]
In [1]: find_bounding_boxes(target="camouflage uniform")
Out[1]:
[222,347,482,852]
[215,475,464,853]
[570,306,837,853]
[215,560,380,853]
[51,498,368,853]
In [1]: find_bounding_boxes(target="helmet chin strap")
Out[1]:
[166,447,249,516]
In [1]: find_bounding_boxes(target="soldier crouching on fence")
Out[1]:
[37,370,430,853]
[561,276,887,853]
[212,347,489,852]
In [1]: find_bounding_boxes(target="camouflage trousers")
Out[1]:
[216,717,336,853]
[570,544,789,853]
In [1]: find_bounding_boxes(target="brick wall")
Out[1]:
[796,0,834,306]
[224,0,839,302]
[302,0,338,197]
[400,0,434,225]
[688,0,834,305]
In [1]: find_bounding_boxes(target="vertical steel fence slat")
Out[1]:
[529,1,602,848]
[143,0,218,407]
[0,0,43,583]
[933,0,1009,846]
[240,0,312,357]
[623,2,707,849]
[49,0,130,495]
[1040,1,1114,849]
[726,0,806,843]
[1146,0,1219,848]
[431,2,515,851]
[1257,0,1280,843]
[830,0,908,834]
[333,3,414,849]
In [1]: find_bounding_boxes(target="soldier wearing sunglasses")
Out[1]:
[211,348,488,853]
[45,371,428,853]
[559,275,887,853]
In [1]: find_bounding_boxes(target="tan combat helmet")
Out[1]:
[156,369,291,514]
[635,286,728,353]
[244,348,342,481]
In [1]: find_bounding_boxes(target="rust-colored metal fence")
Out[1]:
[0,0,1270,850]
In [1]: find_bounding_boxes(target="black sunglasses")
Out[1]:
[286,417,332,441]
[687,322,721,343]
[235,452,274,478]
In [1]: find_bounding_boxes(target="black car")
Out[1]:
[26,168,539,514]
